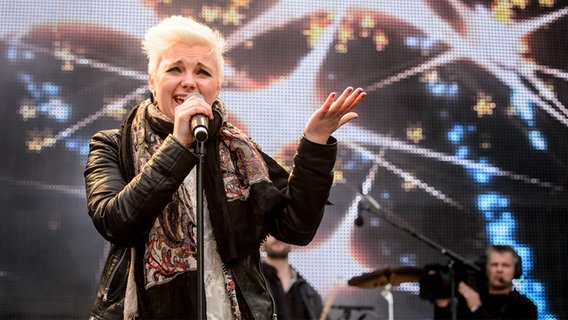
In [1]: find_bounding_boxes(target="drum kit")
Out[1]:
[342,266,425,320]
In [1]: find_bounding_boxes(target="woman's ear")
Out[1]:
[148,78,155,95]
[215,83,221,99]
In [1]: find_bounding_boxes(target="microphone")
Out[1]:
[498,278,514,287]
[354,214,364,227]
[355,200,365,226]
[184,93,209,142]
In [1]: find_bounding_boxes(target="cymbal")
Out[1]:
[347,266,425,288]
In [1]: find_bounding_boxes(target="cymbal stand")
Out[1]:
[380,283,394,320]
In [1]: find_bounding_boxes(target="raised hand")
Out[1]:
[303,87,366,144]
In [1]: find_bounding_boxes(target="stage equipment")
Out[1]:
[357,192,480,320]
[347,266,424,320]
[348,266,425,288]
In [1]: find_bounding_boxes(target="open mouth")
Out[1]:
[174,96,185,105]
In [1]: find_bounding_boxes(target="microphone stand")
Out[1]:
[358,193,480,320]
[195,141,206,320]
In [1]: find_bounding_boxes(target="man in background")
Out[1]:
[433,245,537,319]
[261,235,325,320]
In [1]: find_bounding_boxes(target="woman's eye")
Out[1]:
[198,69,211,76]
[167,67,181,73]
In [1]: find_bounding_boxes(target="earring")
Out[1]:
[149,87,156,103]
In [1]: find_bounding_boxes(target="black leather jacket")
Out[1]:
[84,129,337,319]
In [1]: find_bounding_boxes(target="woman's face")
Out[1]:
[149,43,220,120]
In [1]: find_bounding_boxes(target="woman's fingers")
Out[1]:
[329,87,365,115]
[337,112,359,128]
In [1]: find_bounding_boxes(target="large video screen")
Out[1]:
[1,1,567,319]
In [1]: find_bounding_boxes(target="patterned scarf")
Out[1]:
[122,98,283,318]
[131,101,199,287]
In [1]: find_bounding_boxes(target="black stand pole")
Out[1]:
[195,141,206,320]
[358,192,480,320]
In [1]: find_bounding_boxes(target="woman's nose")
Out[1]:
[181,73,196,89]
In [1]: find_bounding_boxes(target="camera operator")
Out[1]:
[427,245,537,319]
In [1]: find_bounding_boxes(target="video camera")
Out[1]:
[419,260,486,301]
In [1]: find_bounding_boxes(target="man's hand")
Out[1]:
[458,281,482,312]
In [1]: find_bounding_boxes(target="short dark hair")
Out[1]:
[486,245,519,263]
[486,245,522,279]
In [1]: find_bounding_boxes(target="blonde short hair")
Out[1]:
[142,15,226,84]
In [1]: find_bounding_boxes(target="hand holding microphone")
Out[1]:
[185,93,209,142]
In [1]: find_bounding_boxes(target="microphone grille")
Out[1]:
[184,93,205,101]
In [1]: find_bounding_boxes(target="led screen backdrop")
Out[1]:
[1,0,567,319]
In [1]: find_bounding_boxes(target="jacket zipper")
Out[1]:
[103,248,128,302]
[257,261,278,319]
